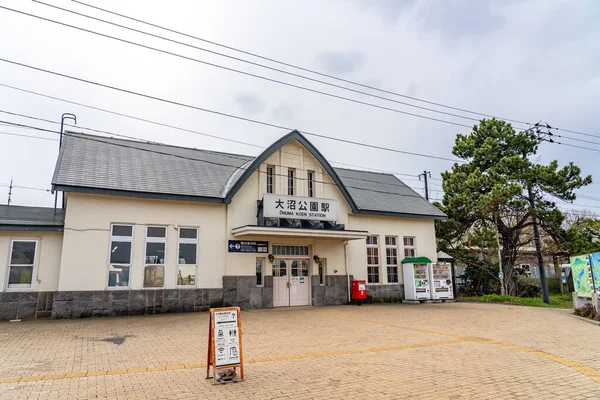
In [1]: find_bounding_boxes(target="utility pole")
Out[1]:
[494,212,505,296]
[419,171,431,200]
[527,182,550,304]
[7,178,13,206]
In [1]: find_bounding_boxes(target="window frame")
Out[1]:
[287,168,295,196]
[366,235,380,284]
[307,170,315,198]
[177,227,198,288]
[143,225,167,289]
[403,236,416,258]
[385,236,399,284]
[107,224,134,290]
[266,165,275,194]
[256,257,265,287]
[6,239,39,291]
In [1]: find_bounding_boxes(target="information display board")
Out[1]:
[206,307,244,384]
[587,252,600,293]
[570,254,594,298]
[228,240,269,253]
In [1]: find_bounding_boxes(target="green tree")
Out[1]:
[436,119,591,295]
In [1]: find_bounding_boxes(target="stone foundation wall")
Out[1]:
[366,284,404,303]
[311,275,350,306]
[0,292,54,320]
[223,276,273,309]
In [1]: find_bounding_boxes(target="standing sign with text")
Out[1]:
[206,307,244,384]
[263,194,339,221]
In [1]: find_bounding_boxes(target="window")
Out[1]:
[386,236,399,283]
[256,258,264,286]
[288,168,295,195]
[318,259,327,286]
[266,165,274,194]
[177,228,197,286]
[7,240,37,289]
[108,224,133,288]
[366,235,380,283]
[272,245,309,256]
[308,171,315,198]
[144,226,166,288]
[403,236,416,258]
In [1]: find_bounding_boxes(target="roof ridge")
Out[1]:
[63,130,255,160]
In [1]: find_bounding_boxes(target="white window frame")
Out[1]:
[107,224,134,290]
[403,236,416,258]
[385,236,399,284]
[144,225,167,289]
[256,257,265,287]
[6,239,38,291]
[288,168,295,196]
[177,227,198,288]
[366,235,380,284]
[266,165,275,194]
[307,170,315,198]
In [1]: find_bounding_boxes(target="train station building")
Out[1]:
[0,130,446,319]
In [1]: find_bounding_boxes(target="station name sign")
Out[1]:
[263,194,339,222]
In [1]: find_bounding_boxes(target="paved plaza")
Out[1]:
[0,302,599,399]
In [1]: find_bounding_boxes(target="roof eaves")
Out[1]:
[0,225,64,231]
[54,185,227,204]
[355,209,447,220]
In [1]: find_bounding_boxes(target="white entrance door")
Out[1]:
[272,259,310,307]
[290,260,310,306]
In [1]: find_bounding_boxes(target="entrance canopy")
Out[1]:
[231,225,368,240]
[401,256,433,264]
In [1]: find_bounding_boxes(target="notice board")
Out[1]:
[206,307,244,384]
[570,254,593,298]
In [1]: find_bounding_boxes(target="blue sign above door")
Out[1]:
[228,240,269,253]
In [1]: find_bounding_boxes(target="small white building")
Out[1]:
[0,130,446,319]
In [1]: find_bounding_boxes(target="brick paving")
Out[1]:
[0,302,598,399]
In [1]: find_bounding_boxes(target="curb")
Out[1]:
[569,314,600,326]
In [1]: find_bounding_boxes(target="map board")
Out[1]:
[570,254,593,298]
[206,307,244,383]
[588,252,600,293]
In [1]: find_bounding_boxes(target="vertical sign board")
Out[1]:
[570,254,593,298]
[206,307,244,384]
[588,252,600,293]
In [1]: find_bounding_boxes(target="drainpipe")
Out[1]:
[344,240,350,303]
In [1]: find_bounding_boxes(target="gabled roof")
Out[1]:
[0,205,65,231]
[52,131,446,220]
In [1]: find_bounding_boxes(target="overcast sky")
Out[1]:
[0,0,599,212]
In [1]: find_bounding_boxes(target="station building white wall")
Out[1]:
[58,193,227,291]
[0,230,63,292]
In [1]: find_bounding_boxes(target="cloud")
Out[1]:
[272,103,295,124]
[354,0,418,24]
[315,50,366,76]
[233,92,266,115]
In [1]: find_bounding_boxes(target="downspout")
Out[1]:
[344,240,350,303]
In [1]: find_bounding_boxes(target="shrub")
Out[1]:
[517,278,541,298]
[574,304,599,320]
[546,277,562,294]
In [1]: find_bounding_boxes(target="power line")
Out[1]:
[0,119,437,199]
[70,0,532,127]
[0,64,463,163]
[64,1,600,142]
[0,108,434,184]
[0,6,479,130]
[0,130,58,141]
[32,0,500,127]
[0,183,51,192]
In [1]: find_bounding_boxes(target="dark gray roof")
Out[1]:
[52,131,446,220]
[0,205,65,230]
[334,168,446,219]
[53,132,253,201]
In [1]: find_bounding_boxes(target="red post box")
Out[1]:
[351,280,367,305]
